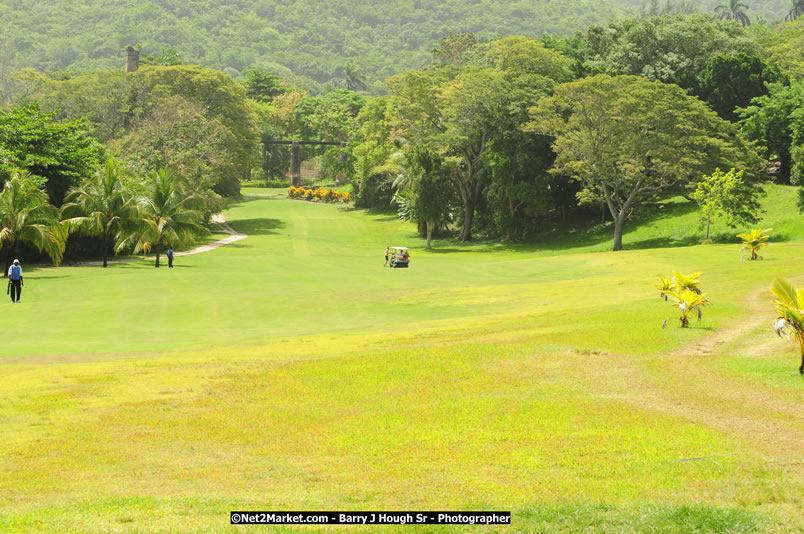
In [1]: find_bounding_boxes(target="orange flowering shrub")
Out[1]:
[287,186,352,204]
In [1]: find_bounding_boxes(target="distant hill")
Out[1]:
[0,0,796,89]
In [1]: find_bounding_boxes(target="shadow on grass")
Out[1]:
[23,273,72,279]
[227,218,285,236]
[428,199,707,255]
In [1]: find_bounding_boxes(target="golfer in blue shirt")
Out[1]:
[8,259,23,303]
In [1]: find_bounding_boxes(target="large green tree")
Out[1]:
[350,97,403,209]
[401,146,456,249]
[583,14,758,92]
[482,36,567,239]
[528,75,761,251]
[693,168,762,241]
[739,80,804,185]
[0,103,104,205]
[697,53,785,122]
[242,69,288,103]
[110,95,228,218]
[132,66,261,196]
[389,35,569,241]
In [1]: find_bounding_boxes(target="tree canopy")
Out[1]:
[528,74,761,250]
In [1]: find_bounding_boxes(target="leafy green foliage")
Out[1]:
[400,146,455,249]
[694,168,763,240]
[61,158,138,267]
[0,169,66,268]
[583,14,759,92]
[0,103,103,205]
[697,53,785,122]
[388,36,569,241]
[242,69,288,103]
[350,97,401,209]
[31,65,261,197]
[752,18,804,80]
[528,74,761,251]
[0,0,633,90]
[123,168,209,267]
[739,80,804,186]
[109,95,227,216]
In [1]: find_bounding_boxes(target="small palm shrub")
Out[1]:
[770,278,804,374]
[654,276,673,300]
[657,271,708,327]
[737,228,771,260]
[662,288,711,328]
[670,271,703,294]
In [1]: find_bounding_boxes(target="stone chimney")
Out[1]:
[125,46,140,73]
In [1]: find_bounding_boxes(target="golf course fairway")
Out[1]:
[1,187,803,533]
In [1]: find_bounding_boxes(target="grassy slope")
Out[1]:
[0,186,803,532]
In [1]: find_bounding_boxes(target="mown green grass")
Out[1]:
[0,184,803,532]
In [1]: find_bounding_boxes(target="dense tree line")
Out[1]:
[334,15,803,249]
[3,12,804,261]
[1,0,802,95]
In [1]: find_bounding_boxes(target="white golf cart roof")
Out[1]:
[390,246,408,251]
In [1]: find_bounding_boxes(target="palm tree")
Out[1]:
[658,271,705,324]
[737,228,771,260]
[344,64,368,92]
[124,168,208,267]
[771,278,804,374]
[670,271,703,294]
[61,158,138,267]
[661,288,711,328]
[0,169,66,274]
[715,0,751,26]
[655,276,673,300]
[785,0,804,21]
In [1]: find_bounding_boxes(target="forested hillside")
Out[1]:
[0,0,794,90]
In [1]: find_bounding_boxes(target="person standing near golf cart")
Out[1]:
[384,246,389,267]
[7,259,23,303]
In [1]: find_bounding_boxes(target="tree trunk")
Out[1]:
[426,221,433,250]
[103,232,109,268]
[601,202,606,224]
[705,215,711,241]
[612,213,625,251]
[459,200,474,241]
[799,351,803,375]
[155,244,161,268]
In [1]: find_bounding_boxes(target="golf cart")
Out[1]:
[389,246,410,268]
